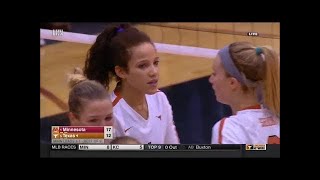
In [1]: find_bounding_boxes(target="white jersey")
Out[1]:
[111,90,180,144]
[211,105,280,144]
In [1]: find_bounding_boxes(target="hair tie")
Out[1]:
[255,47,263,55]
[256,47,265,61]
[116,27,125,33]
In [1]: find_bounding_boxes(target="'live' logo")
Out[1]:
[52,29,63,36]
[247,32,259,36]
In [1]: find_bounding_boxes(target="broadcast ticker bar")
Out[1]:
[51,144,241,151]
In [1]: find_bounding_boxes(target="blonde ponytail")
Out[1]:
[67,67,87,89]
[261,46,280,117]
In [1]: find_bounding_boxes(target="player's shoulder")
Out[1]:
[223,113,270,137]
[214,115,244,133]
[212,116,244,144]
[148,90,166,97]
[146,90,169,104]
[237,108,266,119]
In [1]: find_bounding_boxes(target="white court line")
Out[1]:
[40,29,218,59]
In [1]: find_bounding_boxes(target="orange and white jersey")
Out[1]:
[211,105,280,144]
[111,90,180,144]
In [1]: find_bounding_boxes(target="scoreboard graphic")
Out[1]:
[51,126,113,144]
[49,126,269,153]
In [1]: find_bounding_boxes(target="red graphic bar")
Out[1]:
[58,126,104,133]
